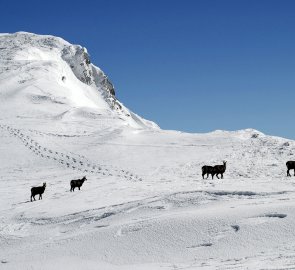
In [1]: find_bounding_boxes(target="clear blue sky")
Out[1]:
[1,0,295,138]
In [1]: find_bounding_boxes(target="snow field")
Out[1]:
[1,32,295,269]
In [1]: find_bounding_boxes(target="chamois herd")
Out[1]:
[30,161,295,202]
[30,176,87,202]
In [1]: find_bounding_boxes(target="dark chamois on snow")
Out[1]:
[286,161,295,177]
[70,176,87,192]
[31,182,46,202]
[214,161,227,179]
[202,165,215,179]
[202,161,227,179]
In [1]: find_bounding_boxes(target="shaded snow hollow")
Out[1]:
[1,32,295,270]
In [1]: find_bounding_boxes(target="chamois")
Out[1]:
[70,176,87,192]
[202,165,215,179]
[31,182,46,202]
[286,161,295,177]
[214,161,227,179]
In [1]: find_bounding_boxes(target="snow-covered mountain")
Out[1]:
[1,32,295,270]
[0,32,158,129]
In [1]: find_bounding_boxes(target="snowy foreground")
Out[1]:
[1,33,295,270]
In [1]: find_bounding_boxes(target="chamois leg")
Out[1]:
[216,173,220,179]
[221,173,223,179]
[294,169,295,176]
[287,169,291,177]
[31,195,33,202]
[78,187,80,190]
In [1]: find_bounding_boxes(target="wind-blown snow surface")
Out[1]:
[1,33,295,270]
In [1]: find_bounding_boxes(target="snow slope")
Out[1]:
[1,32,295,270]
[0,32,157,130]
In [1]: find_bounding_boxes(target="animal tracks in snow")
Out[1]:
[0,124,141,182]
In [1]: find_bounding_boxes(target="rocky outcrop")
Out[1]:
[61,45,124,112]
